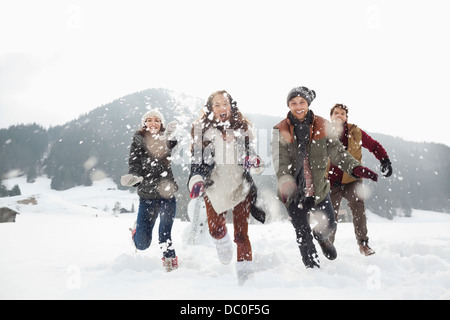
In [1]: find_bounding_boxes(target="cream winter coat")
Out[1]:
[189,128,254,213]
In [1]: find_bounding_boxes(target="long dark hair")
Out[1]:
[197,90,250,134]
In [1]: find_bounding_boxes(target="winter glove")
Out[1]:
[190,181,205,199]
[280,181,297,203]
[380,157,393,177]
[164,120,178,140]
[244,155,262,169]
[302,196,316,211]
[120,174,143,187]
[353,166,378,182]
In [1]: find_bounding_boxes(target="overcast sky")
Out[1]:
[1,0,449,146]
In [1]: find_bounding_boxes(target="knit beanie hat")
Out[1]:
[286,86,316,106]
[141,109,165,127]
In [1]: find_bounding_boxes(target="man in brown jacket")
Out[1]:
[271,86,379,268]
[328,104,393,256]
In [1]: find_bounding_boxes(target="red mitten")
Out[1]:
[190,181,205,199]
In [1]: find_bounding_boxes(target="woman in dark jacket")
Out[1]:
[121,109,179,272]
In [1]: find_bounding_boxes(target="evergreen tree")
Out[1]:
[1,88,448,217]
[27,165,37,183]
[9,185,21,196]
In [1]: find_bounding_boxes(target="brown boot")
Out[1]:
[359,241,375,256]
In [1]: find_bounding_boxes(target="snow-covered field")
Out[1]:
[1,177,449,300]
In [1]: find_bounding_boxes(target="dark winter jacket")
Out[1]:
[328,122,388,187]
[271,111,362,208]
[128,129,178,200]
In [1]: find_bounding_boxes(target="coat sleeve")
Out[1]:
[245,127,265,175]
[327,135,361,178]
[188,123,214,189]
[271,127,296,189]
[361,129,388,161]
[128,135,144,176]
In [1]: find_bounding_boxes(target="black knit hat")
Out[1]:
[286,86,316,106]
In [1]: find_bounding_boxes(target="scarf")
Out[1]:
[288,110,312,203]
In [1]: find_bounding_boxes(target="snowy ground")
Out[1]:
[1,177,449,300]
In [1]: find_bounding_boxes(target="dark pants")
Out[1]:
[134,197,176,258]
[287,194,337,268]
[329,181,368,245]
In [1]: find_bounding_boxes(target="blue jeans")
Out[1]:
[134,197,177,258]
[287,194,337,268]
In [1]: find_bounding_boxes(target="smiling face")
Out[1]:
[288,96,309,121]
[144,116,162,134]
[330,107,348,126]
[211,93,232,123]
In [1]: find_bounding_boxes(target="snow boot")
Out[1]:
[236,260,254,286]
[359,241,375,256]
[162,256,178,272]
[298,236,321,268]
[303,253,320,269]
[213,232,233,265]
[318,239,337,260]
[129,221,137,252]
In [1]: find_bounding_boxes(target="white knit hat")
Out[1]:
[141,109,165,127]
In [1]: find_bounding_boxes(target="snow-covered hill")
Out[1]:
[1,177,449,300]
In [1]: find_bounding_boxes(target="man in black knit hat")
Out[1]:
[271,86,379,268]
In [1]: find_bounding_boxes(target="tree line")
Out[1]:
[1,88,449,219]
